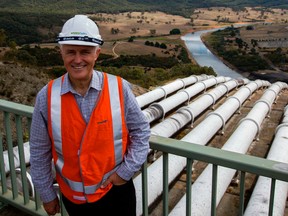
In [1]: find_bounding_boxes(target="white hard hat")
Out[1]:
[57,15,103,46]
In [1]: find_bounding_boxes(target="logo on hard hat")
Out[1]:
[70,32,87,35]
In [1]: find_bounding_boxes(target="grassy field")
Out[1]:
[88,8,288,58]
[3,7,287,62]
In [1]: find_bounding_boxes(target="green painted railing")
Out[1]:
[1,99,288,216]
[0,99,47,215]
[146,135,288,216]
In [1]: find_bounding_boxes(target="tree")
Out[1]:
[251,39,258,47]
[0,29,7,46]
[8,41,17,50]
[128,36,134,42]
[170,28,181,35]
[145,41,154,46]
[16,50,37,65]
[111,28,119,34]
[230,30,236,37]
[150,29,156,35]
[246,26,254,30]
[160,43,167,49]
[131,28,137,33]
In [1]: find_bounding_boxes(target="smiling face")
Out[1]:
[60,44,101,84]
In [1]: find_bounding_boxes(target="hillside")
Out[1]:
[201,22,288,82]
[0,6,288,215]
[1,7,288,106]
[0,0,287,16]
[0,62,150,107]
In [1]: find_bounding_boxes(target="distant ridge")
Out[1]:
[0,0,287,16]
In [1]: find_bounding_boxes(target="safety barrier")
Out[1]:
[1,99,288,216]
[0,99,47,215]
[147,135,288,216]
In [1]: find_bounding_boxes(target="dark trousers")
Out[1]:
[62,179,136,216]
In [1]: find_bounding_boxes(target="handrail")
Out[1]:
[0,99,45,216]
[149,135,288,182]
[1,99,288,216]
[0,100,33,118]
[146,135,288,216]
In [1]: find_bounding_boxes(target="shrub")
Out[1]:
[170,28,181,35]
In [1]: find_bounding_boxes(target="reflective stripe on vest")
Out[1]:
[50,73,123,194]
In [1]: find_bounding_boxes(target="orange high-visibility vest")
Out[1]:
[47,72,128,204]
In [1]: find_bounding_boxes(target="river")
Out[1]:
[181,28,243,79]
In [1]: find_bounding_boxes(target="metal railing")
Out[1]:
[0,99,47,215]
[146,135,288,216]
[1,99,288,216]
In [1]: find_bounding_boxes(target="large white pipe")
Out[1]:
[143,76,230,123]
[136,74,210,108]
[169,82,287,216]
[145,77,238,157]
[182,80,270,143]
[151,78,247,137]
[134,78,249,215]
[2,142,30,174]
[244,105,288,216]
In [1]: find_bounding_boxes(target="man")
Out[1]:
[30,15,150,216]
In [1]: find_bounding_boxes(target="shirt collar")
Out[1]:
[60,70,102,95]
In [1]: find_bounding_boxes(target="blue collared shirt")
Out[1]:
[29,70,150,203]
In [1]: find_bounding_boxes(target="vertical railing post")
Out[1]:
[239,171,246,215]
[4,111,18,199]
[0,132,7,194]
[186,158,193,216]
[0,118,8,211]
[27,117,32,137]
[268,178,276,216]
[59,191,68,216]
[163,152,169,216]
[15,114,30,204]
[141,161,148,216]
[211,164,218,216]
[34,189,42,211]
